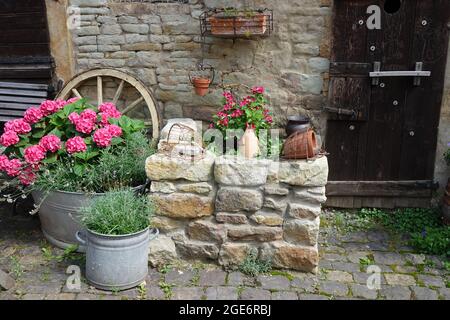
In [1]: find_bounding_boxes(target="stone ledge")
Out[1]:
[214,156,271,186]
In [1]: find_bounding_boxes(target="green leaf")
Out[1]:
[49,128,63,138]
[118,115,132,130]
[32,130,46,139]
[110,137,124,146]
[73,164,84,176]
[41,152,58,164]
[84,151,100,161]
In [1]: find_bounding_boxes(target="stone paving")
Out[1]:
[0,203,448,300]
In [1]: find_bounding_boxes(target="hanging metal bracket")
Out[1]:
[370,62,431,86]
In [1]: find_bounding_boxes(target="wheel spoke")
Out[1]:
[97,76,103,105]
[112,80,125,105]
[72,89,83,99]
[122,97,144,114]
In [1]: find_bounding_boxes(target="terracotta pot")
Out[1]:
[192,77,211,96]
[209,14,267,36]
[238,128,260,158]
[282,128,319,159]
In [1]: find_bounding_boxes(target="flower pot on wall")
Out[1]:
[209,14,267,36]
[192,77,211,96]
[282,129,319,159]
[238,127,260,158]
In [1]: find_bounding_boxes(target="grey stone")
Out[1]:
[125,34,149,44]
[177,182,213,195]
[97,35,125,45]
[118,15,139,24]
[411,287,439,300]
[76,293,100,300]
[331,262,361,273]
[175,239,219,260]
[150,181,176,194]
[74,36,97,45]
[199,270,227,287]
[351,284,378,299]
[22,293,46,300]
[326,270,353,283]
[250,211,283,227]
[148,235,177,268]
[226,272,245,286]
[205,287,238,300]
[172,287,204,300]
[308,57,330,72]
[373,252,406,266]
[271,291,298,300]
[165,270,195,286]
[215,187,263,212]
[264,184,290,196]
[438,288,450,300]
[147,286,165,300]
[291,278,317,292]
[319,281,349,297]
[380,286,411,300]
[75,26,100,36]
[276,157,329,186]
[263,196,287,213]
[417,274,445,288]
[239,288,271,300]
[214,156,271,186]
[187,219,227,243]
[293,187,327,204]
[0,269,15,290]
[384,274,416,286]
[121,24,150,34]
[100,24,122,35]
[257,275,291,290]
[298,293,329,300]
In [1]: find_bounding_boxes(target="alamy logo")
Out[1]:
[366,265,382,290]
[67,6,81,31]
[66,265,81,291]
[366,5,382,30]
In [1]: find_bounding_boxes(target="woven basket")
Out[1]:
[282,129,318,159]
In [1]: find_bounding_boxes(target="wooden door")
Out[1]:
[0,0,53,82]
[325,0,449,206]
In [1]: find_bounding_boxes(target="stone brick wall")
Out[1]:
[145,154,328,272]
[68,0,332,134]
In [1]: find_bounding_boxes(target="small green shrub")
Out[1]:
[81,188,154,235]
[444,147,450,166]
[238,249,272,277]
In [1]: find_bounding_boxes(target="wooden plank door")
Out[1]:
[325,0,449,203]
[0,0,53,82]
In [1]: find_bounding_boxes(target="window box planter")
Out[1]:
[200,8,273,38]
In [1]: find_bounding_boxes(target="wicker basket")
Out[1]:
[282,129,319,159]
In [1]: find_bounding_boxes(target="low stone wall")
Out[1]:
[146,154,328,273]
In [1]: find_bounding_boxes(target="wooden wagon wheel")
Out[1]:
[56,68,160,139]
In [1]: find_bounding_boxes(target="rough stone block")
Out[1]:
[263,196,287,213]
[250,212,283,226]
[0,269,15,290]
[177,182,213,195]
[215,187,263,212]
[264,184,290,196]
[219,243,250,268]
[146,153,215,182]
[150,181,176,194]
[150,193,214,218]
[214,156,271,186]
[276,157,329,186]
[151,216,186,233]
[293,186,327,204]
[174,238,219,260]
[283,218,320,246]
[227,225,282,242]
[287,203,321,220]
[148,235,177,268]
[187,219,227,243]
[215,212,248,225]
[261,242,319,273]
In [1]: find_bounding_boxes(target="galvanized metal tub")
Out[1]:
[76,228,159,291]
[31,190,101,253]
[32,185,147,253]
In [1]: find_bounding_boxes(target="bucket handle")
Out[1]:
[149,228,159,241]
[75,231,87,245]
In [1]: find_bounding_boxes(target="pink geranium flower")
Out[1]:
[0,131,20,147]
[24,107,44,124]
[4,119,31,134]
[24,145,46,164]
[5,159,22,177]
[68,112,80,124]
[104,124,122,138]
[19,168,36,186]
[252,86,264,94]
[39,134,61,153]
[80,109,97,122]
[65,136,87,154]
[93,128,112,147]
[74,118,96,134]
[0,155,9,171]
[39,100,62,116]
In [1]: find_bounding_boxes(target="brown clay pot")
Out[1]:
[282,128,318,159]
[192,77,211,96]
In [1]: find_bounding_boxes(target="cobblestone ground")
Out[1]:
[0,203,448,300]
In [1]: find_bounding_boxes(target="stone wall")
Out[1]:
[145,154,328,273]
[68,0,331,134]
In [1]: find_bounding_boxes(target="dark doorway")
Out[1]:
[325,0,449,207]
[0,0,53,83]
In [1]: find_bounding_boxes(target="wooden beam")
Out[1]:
[326,181,436,198]
[112,80,125,105]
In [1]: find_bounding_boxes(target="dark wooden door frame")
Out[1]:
[324,0,449,207]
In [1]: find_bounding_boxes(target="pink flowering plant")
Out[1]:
[0,98,151,199]
[211,86,273,134]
